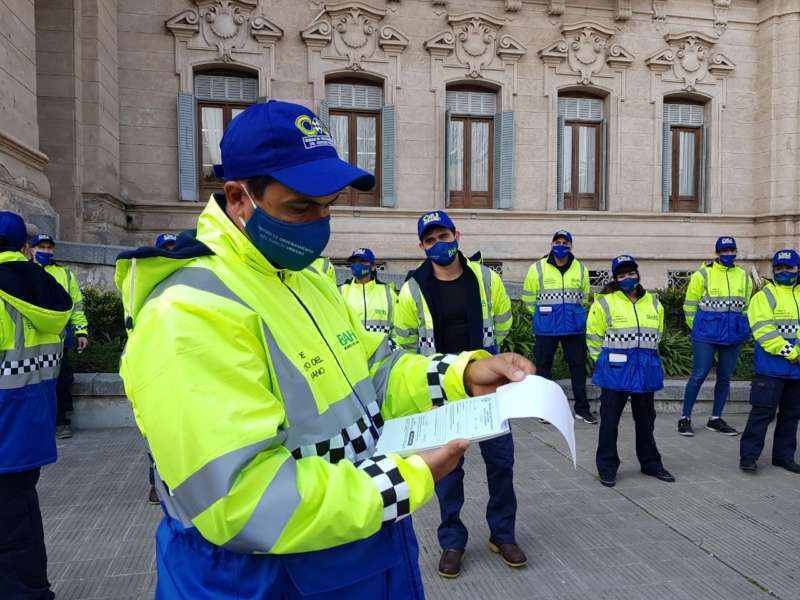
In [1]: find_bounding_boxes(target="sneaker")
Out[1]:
[740,457,757,472]
[706,418,738,436]
[575,410,598,425]
[677,418,694,436]
[55,424,73,439]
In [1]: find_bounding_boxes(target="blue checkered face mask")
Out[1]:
[239,186,330,271]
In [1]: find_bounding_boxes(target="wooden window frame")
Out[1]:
[330,109,381,207]
[670,126,701,213]
[197,100,251,201]
[448,116,494,209]
[563,121,601,211]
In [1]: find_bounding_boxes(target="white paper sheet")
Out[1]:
[376,375,576,468]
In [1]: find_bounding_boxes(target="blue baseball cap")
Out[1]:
[715,236,737,252]
[0,211,27,251]
[212,101,374,197]
[155,233,178,249]
[552,230,573,243]
[348,247,375,263]
[417,210,456,240]
[30,233,55,247]
[773,249,799,268]
[611,254,639,277]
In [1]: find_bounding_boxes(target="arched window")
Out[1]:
[557,93,606,211]
[193,71,258,202]
[662,98,707,213]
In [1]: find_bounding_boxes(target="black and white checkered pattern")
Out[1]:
[0,352,61,376]
[364,324,391,334]
[605,331,660,343]
[427,353,459,407]
[536,291,583,303]
[418,335,435,353]
[356,454,411,523]
[776,324,797,336]
[699,299,746,311]
[291,401,384,464]
[779,343,795,357]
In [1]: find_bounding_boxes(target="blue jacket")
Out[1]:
[683,261,753,345]
[749,281,800,379]
[522,255,590,336]
[0,251,72,473]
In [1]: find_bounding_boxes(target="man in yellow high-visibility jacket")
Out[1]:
[394,210,524,579]
[30,234,89,440]
[117,100,534,599]
[339,247,398,336]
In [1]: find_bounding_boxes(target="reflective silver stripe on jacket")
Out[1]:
[407,278,436,356]
[0,304,63,390]
[480,264,495,348]
[595,295,661,350]
[695,267,747,313]
[762,287,777,312]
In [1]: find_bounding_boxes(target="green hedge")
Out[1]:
[69,285,757,378]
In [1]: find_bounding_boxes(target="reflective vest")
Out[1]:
[45,263,89,340]
[683,261,752,345]
[339,279,398,335]
[521,256,590,336]
[116,196,485,561]
[393,259,512,356]
[587,289,665,393]
[749,281,800,379]
[0,251,71,473]
[309,256,337,288]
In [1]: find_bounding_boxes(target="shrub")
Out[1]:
[658,332,693,377]
[70,287,127,373]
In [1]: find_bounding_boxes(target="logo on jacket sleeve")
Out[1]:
[337,329,360,351]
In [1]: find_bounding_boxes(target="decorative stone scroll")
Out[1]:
[645,31,735,92]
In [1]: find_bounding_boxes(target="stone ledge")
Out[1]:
[57,241,132,266]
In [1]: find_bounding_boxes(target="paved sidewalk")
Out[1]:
[39,411,800,599]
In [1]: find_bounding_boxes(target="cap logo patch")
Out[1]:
[617,255,633,263]
[295,115,334,149]
[354,248,367,255]
[779,251,792,260]
[422,212,441,225]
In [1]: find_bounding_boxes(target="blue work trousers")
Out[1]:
[740,375,800,463]
[682,341,742,419]
[435,431,516,550]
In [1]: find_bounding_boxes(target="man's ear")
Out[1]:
[418,241,425,252]
[454,230,461,243]
[224,181,249,228]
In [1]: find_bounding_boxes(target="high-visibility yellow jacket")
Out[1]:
[116,197,486,555]
[587,289,665,393]
[521,255,590,336]
[310,256,337,287]
[0,251,71,473]
[393,256,512,355]
[44,263,88,338]
[749,281,800,378]
[339,278,398,336]
[683,261,752,345]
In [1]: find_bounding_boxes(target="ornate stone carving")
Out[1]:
[652,0,667,31]
[616,0,632,21]
[424,30,456,56]
[712,0,731,37]
[538,21,634,85]
[505,0,522,12]
[547,0,565,16]
[497,34,527,62]
[645,31,735,91]
[300,2,409,70]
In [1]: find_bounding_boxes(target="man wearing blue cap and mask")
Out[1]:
[29,233,90,439]
[339,248,398,337]
[679,236,753,437]
[114,100,534,599]
[395,211,524,578]
[155,233,178,251]
[522,231,594,423]
[740,249,800,474]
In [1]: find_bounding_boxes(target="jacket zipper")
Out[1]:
[362,284,368,328]
[724,265,731,314]
[279,272,378,432]
[631,294,641,349]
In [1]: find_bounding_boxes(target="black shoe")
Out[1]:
[599,474,616,487]
[643,468,675,482]
[772,459,800,474]
[55,424,73,439]
[706,418,738,436]
[677,418,694,436]
[438,549,465,578]
[575,410,598,425]
[740,457,757,472]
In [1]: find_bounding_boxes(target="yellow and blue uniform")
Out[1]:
[310,256,338,288]
[522,255,590,336]
[117,197,487,598]
[683,261,752,345]
[339,278,398,336]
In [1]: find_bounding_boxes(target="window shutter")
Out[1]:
[664,103,704,126]
[600,118,608,211]
[317,100,330,129]
[700,125,709,213]
[444,109,451,206]
[493,111,514,209]
[556,114,565,210]
[558,97,603,121]
[661,122,672,212]
[381,105,396,207]
[177,92,198,202]
[446,90,496,116]
[194,74,258,102]
[325,83,384,111]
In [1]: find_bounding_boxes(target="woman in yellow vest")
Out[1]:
[587,255,674,488]
[339,248,397,336]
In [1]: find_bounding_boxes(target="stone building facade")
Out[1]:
[1,0,799,286]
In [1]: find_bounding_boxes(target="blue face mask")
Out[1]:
[618,277,640,292]
[34,251,53,266]
[718,254,736,267]
[240,189,330,271]
[552,244,570,259]
[351,263,372,280]
[426,240,459,266]
[775,271,798,286]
